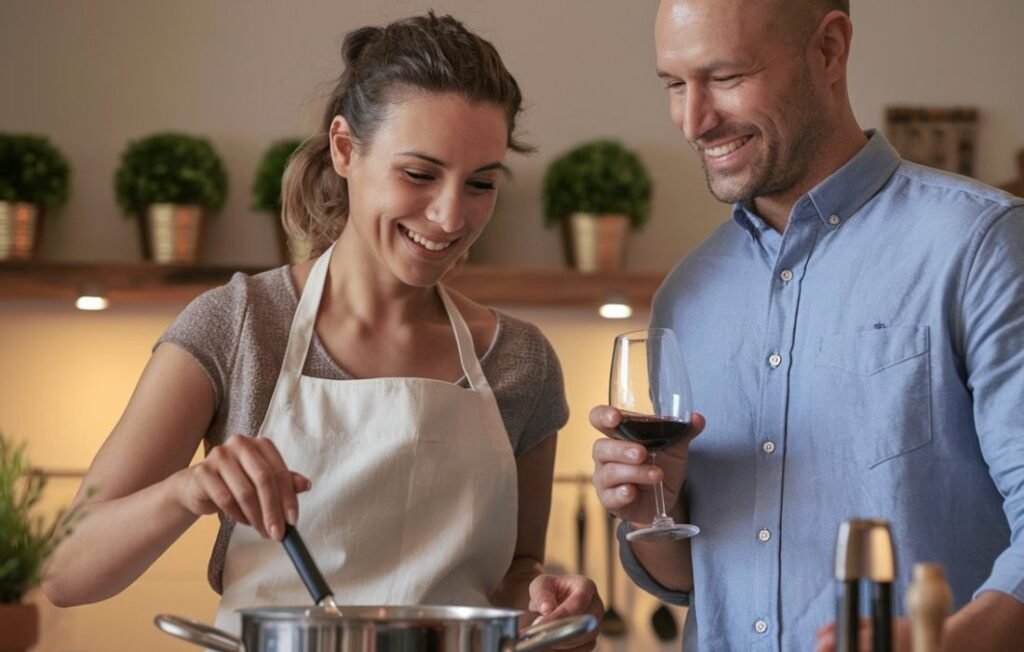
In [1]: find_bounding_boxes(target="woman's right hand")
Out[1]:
[173,434,311,540]
[590,406,704,527]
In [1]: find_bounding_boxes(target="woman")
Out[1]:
[43,12,600,647]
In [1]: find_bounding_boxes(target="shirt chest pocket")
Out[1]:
[814,325,932,468]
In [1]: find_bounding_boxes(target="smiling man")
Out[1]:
[588,0,1024,650]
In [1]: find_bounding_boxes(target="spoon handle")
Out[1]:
[282,524,334,605]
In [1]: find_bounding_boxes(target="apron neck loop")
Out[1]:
[277,244,492,399]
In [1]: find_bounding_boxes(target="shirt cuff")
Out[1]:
[616,519,691,607]
[973,544,1024,604]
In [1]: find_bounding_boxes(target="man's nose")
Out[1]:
[682,86,720,142]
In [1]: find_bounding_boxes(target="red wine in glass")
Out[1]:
[610,328,700,542]
[616,414,692,451]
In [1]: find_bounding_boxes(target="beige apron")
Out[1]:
[214,244,518,633]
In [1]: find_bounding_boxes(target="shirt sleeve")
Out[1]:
[617,520,691,606]
[155,273,250,411]
[962,203,1024,603]
[514,326,570,456]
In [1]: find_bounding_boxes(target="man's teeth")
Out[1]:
[403,226,453,251]
[705,137,750,158]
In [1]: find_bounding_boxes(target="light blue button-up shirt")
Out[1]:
[620,132,1024,651]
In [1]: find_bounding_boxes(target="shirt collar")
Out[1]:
[731,130,901,237]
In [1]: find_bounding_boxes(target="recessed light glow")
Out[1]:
[75,295,109,311]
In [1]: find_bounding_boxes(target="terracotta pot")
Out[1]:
[0,202,44,261]
[0,602,39,652]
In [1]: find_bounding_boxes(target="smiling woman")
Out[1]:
[41,11,602,650]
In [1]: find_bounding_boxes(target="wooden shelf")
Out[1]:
[0,260,664,309]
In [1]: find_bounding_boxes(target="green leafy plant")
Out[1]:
[252,138,303,214]
[114,132,228,216]
[0,133,71,210]
[542,139,653,230]
[0,433,85,603]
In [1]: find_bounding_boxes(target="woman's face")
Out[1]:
[330,92,508,288]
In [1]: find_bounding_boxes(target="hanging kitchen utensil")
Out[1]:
[600,510,627,638]
[834,519,896,652]
[575,478,587,575]
[650,601,678,641]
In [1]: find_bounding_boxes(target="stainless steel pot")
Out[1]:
[155,605,596,652]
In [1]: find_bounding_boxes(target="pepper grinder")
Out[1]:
[834,519,896,652]
[906,563,952,652]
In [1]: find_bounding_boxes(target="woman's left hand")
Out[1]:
[527,574,603,651]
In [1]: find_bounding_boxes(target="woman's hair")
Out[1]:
[282,12,529,258]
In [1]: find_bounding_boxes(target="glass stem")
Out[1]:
[650,451,673,527]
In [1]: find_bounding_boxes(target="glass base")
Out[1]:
[625,523,700,542]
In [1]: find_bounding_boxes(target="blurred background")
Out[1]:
[2,1,1023,650]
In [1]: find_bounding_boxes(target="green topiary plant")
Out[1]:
[542,139,652,230]
[114,132,228,216]
[0,133,71,210]
[252,138,303,213]
[0,433,85,604]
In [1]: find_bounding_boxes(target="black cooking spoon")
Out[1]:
[282,524,340,611]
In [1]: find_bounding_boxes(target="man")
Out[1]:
[589,1,1024,650]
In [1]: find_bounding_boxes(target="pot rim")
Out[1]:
[236,604,524,623]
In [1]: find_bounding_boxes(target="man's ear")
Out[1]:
[328,115,355,177]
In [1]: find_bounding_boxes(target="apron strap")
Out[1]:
[262,244,492,418]
[264,243,335,415]
[437,285,492,393]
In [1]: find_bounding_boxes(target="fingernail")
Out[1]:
[627,448,641,461]
[286,508,298,525]
[270,524,281,540]
[649,469,660,481]
[619,485,630,497]
[540,601,554,614]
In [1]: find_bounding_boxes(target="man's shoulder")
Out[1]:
[889,160,1022,216]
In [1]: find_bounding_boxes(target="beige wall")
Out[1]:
[3,0,1024,650]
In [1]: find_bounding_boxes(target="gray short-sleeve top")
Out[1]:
[156,266,569,592]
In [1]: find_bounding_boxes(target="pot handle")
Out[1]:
[154,614,243,652]
[515,614,598,652]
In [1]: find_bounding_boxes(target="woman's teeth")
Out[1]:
[705,136,751,158]
[402,226,453,251]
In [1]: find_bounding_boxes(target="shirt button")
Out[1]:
[768,353,782,368]
[758,528,772,542]
[762,441,776,454]
[828,213,841,226]
[779,269,793,282]
[755,619,769,634]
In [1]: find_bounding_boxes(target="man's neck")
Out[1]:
[753,124,868,233]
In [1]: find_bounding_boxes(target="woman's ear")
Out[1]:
[328,116,355,177]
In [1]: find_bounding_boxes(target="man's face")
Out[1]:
[655,0,829,205]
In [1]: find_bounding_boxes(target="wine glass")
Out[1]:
[609,328,700,542]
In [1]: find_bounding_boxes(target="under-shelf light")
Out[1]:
[75,283,109,311]
[599,292,633,319]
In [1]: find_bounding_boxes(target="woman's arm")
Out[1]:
[42,344,307,607]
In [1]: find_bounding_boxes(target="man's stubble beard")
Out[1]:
[701,64,829,205]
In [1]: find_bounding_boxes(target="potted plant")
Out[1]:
[252,138,310,263]
[0,433,84,652]
[0,133,71,261]
[542,139,652,272]
[114,132,228,264]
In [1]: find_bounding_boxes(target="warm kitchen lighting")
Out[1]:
[599,293,632,319]
[75,284,109,311]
